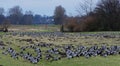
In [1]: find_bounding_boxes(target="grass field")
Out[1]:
[0,25,120,66]
[0,51,120,66]
[9,25,60,32]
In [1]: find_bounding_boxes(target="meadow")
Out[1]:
[0,25,120,66]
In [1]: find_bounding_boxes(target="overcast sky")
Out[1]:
[0,0,98,16]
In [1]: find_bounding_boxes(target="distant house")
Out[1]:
[33,15,54,25]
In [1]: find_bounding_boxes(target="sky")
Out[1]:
[0,0,98,16]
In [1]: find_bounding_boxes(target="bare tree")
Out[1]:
[0,8,5,24]
[25,11,33,15]
[0,8,4,15]
[22,10,33,25]
[95,0,120,30]
[8,6,23,24]
[54,5,66,25]
[8,6,22,16]
[76,0,94,16]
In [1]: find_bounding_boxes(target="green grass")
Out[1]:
[1,25,120,66]
[0,32,6,35]
[0,34,120,66]
[0,49,120,66]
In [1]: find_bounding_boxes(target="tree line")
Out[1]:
[0,0,120,32]
[54,0,120,32]
[0,6,54,25]
[0,6,55,32]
